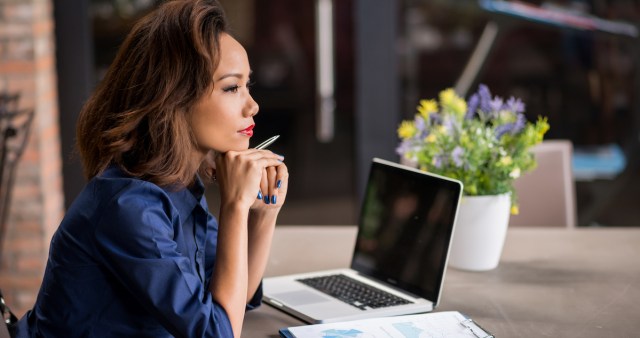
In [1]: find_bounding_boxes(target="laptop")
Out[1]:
[263,158,463,324]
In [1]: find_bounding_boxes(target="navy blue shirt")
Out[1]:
[16,165,261,337]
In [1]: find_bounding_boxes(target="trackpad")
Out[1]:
[274,290,331,306]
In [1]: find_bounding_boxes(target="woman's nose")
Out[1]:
[246,95,259,117]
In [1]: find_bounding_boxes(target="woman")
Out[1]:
[16,0,287,337]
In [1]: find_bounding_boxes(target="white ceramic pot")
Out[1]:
[448,193,511,271]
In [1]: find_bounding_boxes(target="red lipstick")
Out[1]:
[239,124,255,137]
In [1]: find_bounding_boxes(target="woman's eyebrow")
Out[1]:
[215,70,253,82]
[216,73,242,81]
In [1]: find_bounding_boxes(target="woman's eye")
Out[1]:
[223,85,239,93]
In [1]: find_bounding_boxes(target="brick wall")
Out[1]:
[0,0,63,317]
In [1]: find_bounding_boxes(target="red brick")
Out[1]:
[4,3,34,22]
[0,0,62,318]
[0,22,31,38]
[15,254,46,274]
[5,38,34,60]
[3,236,42,253]
[0,60,34,73]
[32,18,53,36]
[5,76,35,95]
[35,53,52,70]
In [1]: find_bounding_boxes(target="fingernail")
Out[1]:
[263,195,270,204]
[257,191,263,199]
[276,180,282,189]
[271,195,277,204]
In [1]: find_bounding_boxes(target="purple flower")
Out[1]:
[443,116,459,134]
[396,140,412,156]
[512,113,526,134]
[465,93,479,119]
[489,96,504,113]
[432,154,445,169]
[414,115,426,136]
[477,84,492,113]
[506,97,525,114]
[451,146,464,167]
[429,113,442,125]
[495,122,514,139]
[495,114,527,139]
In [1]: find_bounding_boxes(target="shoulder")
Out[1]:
[87,169,184,252]
[93,165,173,206]
[74,166,179,231]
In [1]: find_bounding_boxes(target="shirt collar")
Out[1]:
[164,176,206,222]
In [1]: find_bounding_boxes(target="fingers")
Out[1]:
[257,162,288,206]
[266,166,277,204]
[238,149,284,162]
[259,168,268,203]
[216,149,287,207]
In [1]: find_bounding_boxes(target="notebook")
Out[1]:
[263,158,463,324]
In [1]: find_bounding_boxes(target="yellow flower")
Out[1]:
[500,156,512,166]
[397,120,417,139]
[511,205,519,215]
[536,118,550,141]
[439,88,467,118]
[439,88,456,106]
[417,99,437,119]
[452,99,467,117]
[425,134,437,143]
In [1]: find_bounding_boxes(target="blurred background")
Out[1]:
[85,0,640,227]
[1,0,639,315]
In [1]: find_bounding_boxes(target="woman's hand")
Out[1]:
[214,149,285,211]
[252,157,288,211]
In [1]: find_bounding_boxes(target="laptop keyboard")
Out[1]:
[296,274,412,310]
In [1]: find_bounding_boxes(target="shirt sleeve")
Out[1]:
[93,182,234,338]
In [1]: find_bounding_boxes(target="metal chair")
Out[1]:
[0,93,35,256]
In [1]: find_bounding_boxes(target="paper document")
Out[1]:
[281,310,493,338]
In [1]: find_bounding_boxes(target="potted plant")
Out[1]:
[396,84,549,270]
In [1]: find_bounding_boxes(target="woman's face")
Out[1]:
[191,33,259,154]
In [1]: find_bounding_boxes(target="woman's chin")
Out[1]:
[214,141,250,153]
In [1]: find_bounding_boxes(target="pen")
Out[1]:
[253,135,281,203]
[460,318,492,338]
[255,135,280,150]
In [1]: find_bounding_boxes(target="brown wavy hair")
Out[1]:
[76,0,227,187]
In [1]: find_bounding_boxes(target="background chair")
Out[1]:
[510,140,576,228]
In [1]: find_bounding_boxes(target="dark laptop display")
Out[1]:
[351,160,461,303]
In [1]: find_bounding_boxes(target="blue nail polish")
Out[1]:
[271,195,277,204]
[257,191,263,199]
[276,180,282,189]
[263,195,270,204]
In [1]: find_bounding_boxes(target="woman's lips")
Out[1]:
[239,124,255,137]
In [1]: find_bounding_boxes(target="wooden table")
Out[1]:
[243,226,640,337]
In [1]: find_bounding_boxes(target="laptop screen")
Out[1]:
[351,158,462,303]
